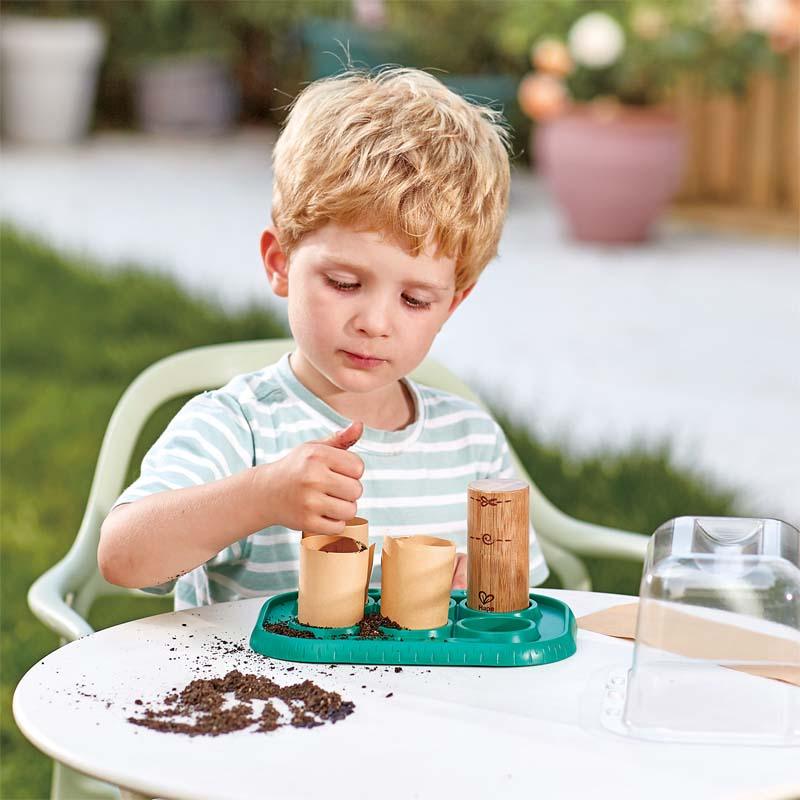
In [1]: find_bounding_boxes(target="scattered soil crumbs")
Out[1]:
[128,670,354,736]
[355,613,401,639]
[261,613,403,640]
[262,621,317,639]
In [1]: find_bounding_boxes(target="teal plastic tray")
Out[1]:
[249,589,577,667]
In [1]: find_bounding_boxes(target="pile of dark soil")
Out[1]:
[127,669,355,736]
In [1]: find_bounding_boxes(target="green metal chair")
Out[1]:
[28,338,648,800]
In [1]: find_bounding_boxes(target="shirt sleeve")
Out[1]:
[112,390,255,595]
[484,420,550,586]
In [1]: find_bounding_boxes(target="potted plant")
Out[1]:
[114,0,240,135]
[0,3,107,144]
[292,1,524,147]
[516,2,783,243]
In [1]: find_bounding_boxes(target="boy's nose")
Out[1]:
[353,301,392,338]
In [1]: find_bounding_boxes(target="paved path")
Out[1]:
[3,130,798,523]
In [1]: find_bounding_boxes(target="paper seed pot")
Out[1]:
[381,536,456,629]
[298,534,375,628]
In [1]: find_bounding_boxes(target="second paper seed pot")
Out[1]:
[381,535,455,629]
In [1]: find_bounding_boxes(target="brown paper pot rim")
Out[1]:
[342,517,370,545]
[391,535,455,549]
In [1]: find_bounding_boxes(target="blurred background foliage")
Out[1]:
[3,0,787,138]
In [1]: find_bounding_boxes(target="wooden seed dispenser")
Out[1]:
[467,479,530,613]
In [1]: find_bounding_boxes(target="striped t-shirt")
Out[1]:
[115,353,548,608]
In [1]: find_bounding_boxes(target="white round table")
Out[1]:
[14,590,799,800]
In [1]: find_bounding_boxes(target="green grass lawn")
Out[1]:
[0,224,738,799]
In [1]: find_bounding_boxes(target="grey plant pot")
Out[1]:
[134,55,240,135]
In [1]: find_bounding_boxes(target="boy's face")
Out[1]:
[261,223,472,397]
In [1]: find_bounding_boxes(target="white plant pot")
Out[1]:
[0,16,106,144]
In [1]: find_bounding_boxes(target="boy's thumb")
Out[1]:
[318,421,364,450]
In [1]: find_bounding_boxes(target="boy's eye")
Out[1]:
[327,277,359,291]
[327,276,431,310]
[402,293,432,311]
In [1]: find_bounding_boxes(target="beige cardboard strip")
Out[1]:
[343,516,370,546]
[298,534,374,628]
[577,602,800,687]
[301,516,370,545]
[380,535,456,629]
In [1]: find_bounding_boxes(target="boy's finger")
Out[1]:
[451,553,468,589]
[321,497,358,524]
[318,421,364,450]
[303,517,347,537]
[327,447,365,480]
[326,471,363,503]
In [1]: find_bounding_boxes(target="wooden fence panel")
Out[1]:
[780,52,800,213]
[671,56,799,231]
[742,71,780,209]
[704,93,740,200]
[674,76,705,200]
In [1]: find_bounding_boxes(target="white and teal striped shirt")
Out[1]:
[115,353,548,608]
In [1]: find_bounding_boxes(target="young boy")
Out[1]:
[99,68,548,608]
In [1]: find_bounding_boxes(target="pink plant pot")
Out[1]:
[536,107,686,243]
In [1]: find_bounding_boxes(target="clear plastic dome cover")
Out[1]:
[614,517,800,745]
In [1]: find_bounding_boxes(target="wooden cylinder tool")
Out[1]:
[467,479,530,612]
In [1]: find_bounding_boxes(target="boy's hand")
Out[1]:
[257,421,365,535]
[451,552,467,589]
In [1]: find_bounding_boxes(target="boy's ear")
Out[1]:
[445,283,475,320]
[260,227,289,298]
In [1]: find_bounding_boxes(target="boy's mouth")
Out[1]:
[340,350,387,369]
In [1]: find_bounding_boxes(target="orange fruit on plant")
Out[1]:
[518,72,570,121]
[530,38,573,76]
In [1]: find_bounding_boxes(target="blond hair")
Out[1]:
[272,68,511,290]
